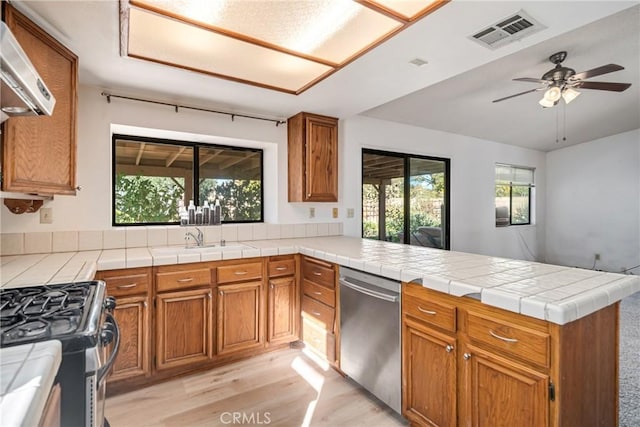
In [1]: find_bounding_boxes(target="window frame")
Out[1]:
[361,148,451,250]
[111,134,264,226]
[495,164,534,227]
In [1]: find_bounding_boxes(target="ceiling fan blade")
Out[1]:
[513,77,548,84]
[576,81,631,91]
[572,64,624,80]
[492,87,545,103]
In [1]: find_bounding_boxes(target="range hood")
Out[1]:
[0,21,55,122]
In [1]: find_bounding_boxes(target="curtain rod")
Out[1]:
[100,92,286,126]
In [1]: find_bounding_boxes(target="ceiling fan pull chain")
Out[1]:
[555,108,558,143]
[563,103,567,142]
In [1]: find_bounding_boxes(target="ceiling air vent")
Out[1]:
[469,10,546,50]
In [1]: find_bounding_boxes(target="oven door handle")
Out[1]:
[98,313,120,383]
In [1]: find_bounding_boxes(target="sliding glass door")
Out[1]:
[362,149,450,249]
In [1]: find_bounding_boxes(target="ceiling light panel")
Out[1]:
[132,0,402,64]
[124,0,449,93]
[366,0,442,20]
[127,7,333,92]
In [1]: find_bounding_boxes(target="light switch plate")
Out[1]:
[309,207,315,219]
[347,208,354,218]
[40,207,53,224]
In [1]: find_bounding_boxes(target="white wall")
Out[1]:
[339,116,547,261]
[1,87,549,263]
[0,85,281,231]
[545,129,640,273]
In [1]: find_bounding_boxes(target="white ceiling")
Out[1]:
[13,1,640,152]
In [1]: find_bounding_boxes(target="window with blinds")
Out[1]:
[495,164,534,226]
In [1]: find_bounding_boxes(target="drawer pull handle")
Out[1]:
[234,271,248,275]
[489,330,519,343]
[312,271,322,276]
[177,278,193,283]
[417,306,437,315]
[312,311,321,316]
[117,283,137,289]
[275,266,288,271]
[313,291,322,295]
[445,345,454,353]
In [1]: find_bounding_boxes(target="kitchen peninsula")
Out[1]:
[2,235,638,426]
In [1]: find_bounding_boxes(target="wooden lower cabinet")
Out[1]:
[403,318,457,427]
[461,343,548,427]
[267,276,298,345]
[156,288,213,370]
[110,295,150,381]
[402,283,619,427]
[217,281,263,356]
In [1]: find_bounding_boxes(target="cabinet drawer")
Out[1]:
[466,311,550,368]
[403,293,456,333]
[302,296,335,332]
[302,258,335,288]
[156,268,211,292]
[302,280,335,308]
[302,317,336,362]
[217,262,263,284]
[268,258,295,277]
[100,269,150,297]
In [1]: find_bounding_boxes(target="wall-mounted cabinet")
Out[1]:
[1,4,78,195]
[287,112,338,202]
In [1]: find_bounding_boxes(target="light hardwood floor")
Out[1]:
[105,348,407,427]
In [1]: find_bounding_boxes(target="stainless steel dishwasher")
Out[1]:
[339,267,401,414]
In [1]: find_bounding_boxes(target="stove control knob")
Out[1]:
[104,296,117,312]
[100,329,113,345]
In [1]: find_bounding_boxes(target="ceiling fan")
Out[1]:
[492,51,632,107]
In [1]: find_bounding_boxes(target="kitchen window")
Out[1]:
[362,149,450,249]
[112,134,263,225]
[495,164,534,226]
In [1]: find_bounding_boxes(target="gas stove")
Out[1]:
[0,281,109,350]
[0,281,119,427]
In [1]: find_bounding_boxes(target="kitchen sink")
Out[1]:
[151,243,251,255]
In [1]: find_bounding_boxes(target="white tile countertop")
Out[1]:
[0,341,62,427]
[1,236,638,325]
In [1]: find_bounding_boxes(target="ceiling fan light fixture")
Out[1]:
[543,86,562,102]
[538,97,555,108]
[562,87,581,104]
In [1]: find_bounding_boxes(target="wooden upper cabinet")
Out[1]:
[287,112,338,202]
[1,4,78,195]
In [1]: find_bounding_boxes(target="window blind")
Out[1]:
[495,164,534,186]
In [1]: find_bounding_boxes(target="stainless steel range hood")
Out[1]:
[1,21,55,122]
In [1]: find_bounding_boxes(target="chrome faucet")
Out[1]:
[185,227,204,247]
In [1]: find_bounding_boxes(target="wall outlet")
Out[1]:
[347,208,354,218]
[332,208,339,218]
[40,207,53,224]
[309,207,315,219]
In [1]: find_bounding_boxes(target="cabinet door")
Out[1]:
[217,281,263,356]
[403,319,457,427]
[461,344,549,427]
[305,115,338,202]
[110,295,150,381]
[267,276,298,345]
[156,288,213,370]
[2,5,78,195]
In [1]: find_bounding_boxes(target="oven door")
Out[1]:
[87,313,120,427]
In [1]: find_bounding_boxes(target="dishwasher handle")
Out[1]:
[339,277,399,302]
